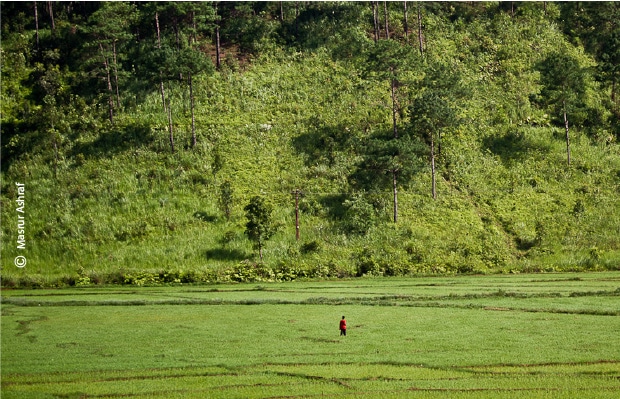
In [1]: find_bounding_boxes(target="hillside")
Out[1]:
[1,2,619,287]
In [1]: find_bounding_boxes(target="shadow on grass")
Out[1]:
[301,336,341,344]
[482,130,551,166]
[205,248,249,261]
[71,122,154,159]
[193,211,217,222]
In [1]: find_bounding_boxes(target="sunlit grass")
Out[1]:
[2,273,619,397]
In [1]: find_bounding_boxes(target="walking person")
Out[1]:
[339,316,347,336]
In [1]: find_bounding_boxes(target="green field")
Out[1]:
[2,272,620,398]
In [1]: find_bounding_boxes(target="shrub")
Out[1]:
[226,260,275,283]
[354,247,382,277]
[342,195,375,236]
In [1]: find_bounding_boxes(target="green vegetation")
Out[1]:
[2,273,620,397]
[244,195,278,261]
[1,2,620,285]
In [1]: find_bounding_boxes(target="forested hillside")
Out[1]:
[2,1,619,287]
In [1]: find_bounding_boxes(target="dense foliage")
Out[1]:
[1,1,619,286]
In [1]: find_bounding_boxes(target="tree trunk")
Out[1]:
[189,72,197,148]
[391,67,399,222]
[431,134,437,199]
[383,1,390,39]
[392,169,398,223]
[47,1,55,32]
[34,1,40,51]
[417,2,424,56]
[403,1,408,41]
[215,5,221,69]
[54,137,58,178]
[51,122,58,178]
[99,43,114,124]
[293,189,300,240]
[112,41,121,108]
[155,12,167,113]
[372,2,379,42]
[215,25,221,69]
[563,99,571,166]
[173,17,183,81]
[167,98,175,153]
[191,10,197,44]
[391,76,398,138]
[295,2,299,37]
[160,82,167,113]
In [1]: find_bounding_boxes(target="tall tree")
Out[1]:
[33,1,40,52]
[409,63,465,199]
[372,2,380,43]
[363,40,417,221]
[417,2,424,56]
[214,3,222,69]
[46,0,55,33]
[403,1,409,42]
[537,52,587,166]
[146,2,216,148]
[350,134,421,223]
[176,47,213,147]
[85,2,137,122]
[383,1,390,39]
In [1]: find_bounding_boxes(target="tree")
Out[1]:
[363,40,417,221]
[416,2,424,56]
[537,51,587,166]
[372,2,380,43]
[214,3,222,69]
[350,134,421,223]
[34,1,40,52]
[409,62,465,199]
[176,47,213,147]
[557,2,619,134]
[559,2,619,103]
[244,196,277,261]
[135,2,215,149]
[28,61,69,178]
[597,25,620,111]
[383,1,390,39]
[86,2,138,123]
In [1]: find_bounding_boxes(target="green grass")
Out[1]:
[3,44,620,284]
[2,272,620,398]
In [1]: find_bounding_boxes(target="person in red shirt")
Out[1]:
[339,316,347,336]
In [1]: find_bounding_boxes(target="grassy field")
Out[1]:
[2,272,620,398]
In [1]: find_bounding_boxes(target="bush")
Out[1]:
[342,195,375,236]
[226,260,275,283]
[354,247,382,277]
